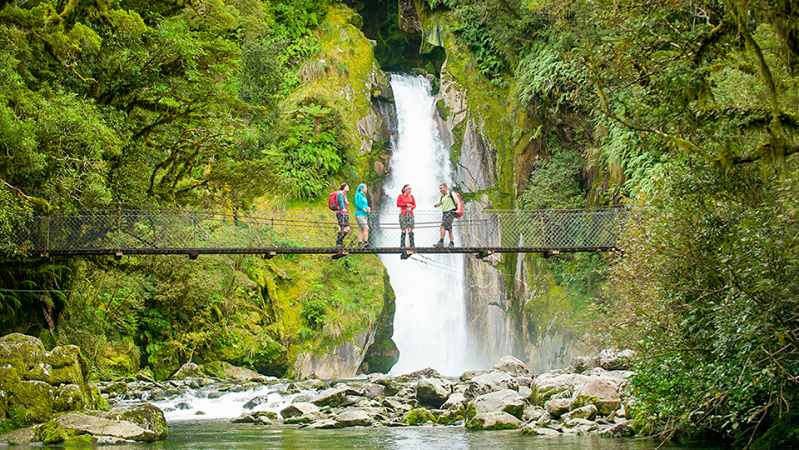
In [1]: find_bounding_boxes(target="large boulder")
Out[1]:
[561,404,597,422]
[415,378,452,408]
[41,413,159,444]
[460,369,489,381]
[464,371,517,399]
[544,398,574,418]
[280,402,320,419]
[471,389,526,419]
[170,362,204,380]
[397,367,443,382]
[0,334,104,427]
[574,377,621,415]
[92,404,168,440]
[310,387,347,407]
[334,409,374,427]
[466,412,522,430]
[532,373,590,404]
[592,349,635,371]
[441,392,468,410]
[492,356,532,378]
[201,361,261,381]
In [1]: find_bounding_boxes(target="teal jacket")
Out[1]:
[354,184,369,217]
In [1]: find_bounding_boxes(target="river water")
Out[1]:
[113,420,728,449]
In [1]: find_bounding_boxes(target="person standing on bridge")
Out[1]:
[354,183,371,248]
[433,183,456,247]
[334,183,350,248]
[397,184,416,247]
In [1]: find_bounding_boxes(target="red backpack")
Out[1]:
[328,191,341,211]
[450,191,464,218]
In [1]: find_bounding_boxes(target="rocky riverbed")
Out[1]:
[102,350,636,437]
[0,331,637,444]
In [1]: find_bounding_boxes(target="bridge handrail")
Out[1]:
[9,207,629,254]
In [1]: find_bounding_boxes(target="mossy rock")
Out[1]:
[0,390,7,422]
[201,361,261,381]
[0,334,46,375]
[533,386,569,406]
[285,415,315,425]
[15,380,55,424]
[404,408,436,425]
[435,410,462,425]
[252,411,278,421]
[0,365,21,397]
[97,404,168,440]
[38,419,79,445]
[53,384,86,412]
[170,362,204,380]
[466,412,521,430]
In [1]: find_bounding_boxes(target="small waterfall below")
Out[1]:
[377,74,479,376]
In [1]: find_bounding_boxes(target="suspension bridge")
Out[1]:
[10,207,628,260]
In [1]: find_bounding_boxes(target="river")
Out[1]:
[114,420,728,449]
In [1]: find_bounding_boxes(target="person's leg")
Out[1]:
[409,229,414,247]
[401,231,406,247]
[336,227,344,247]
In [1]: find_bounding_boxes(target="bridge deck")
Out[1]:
[12,207,627,259]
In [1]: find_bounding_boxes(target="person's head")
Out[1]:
[402,184,411,194]
[357,183,367,193]
[340,183,349,192]
[439,183,448,194]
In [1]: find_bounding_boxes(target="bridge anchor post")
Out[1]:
[400,250,413,260]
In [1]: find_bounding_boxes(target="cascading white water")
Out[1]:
[378,74,479,376]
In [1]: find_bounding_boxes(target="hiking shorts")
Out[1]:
[441,210,456,231]
[356,215,368,229]
[337,213,350,228]
[399,213,415,229]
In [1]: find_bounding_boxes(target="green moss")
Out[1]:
[404,408,436,425]
[104,404,167,440]
[285,415,314,424]
[39,420,78,445]
[532,387,569,406]
[14,380,54,424]
[359,270,398,374]
[436,99,450,122]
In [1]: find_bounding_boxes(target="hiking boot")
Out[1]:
[448,242,455,247]
[434,241,444,248]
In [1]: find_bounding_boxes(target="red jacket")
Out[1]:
[397,194,416,215]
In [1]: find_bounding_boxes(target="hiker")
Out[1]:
[334,183,350,248]
[433,183,456,247]
[354,183,371,248]
[396,184,416,247]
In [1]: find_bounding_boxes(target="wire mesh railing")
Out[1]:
[10,207,628,255]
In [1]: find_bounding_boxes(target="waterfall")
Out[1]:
[378,74,479,376]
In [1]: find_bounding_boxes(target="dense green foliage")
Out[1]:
[0,0,389,384]
[605,160,799,446]
[2,0,798,445]
[433,0,799,446]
